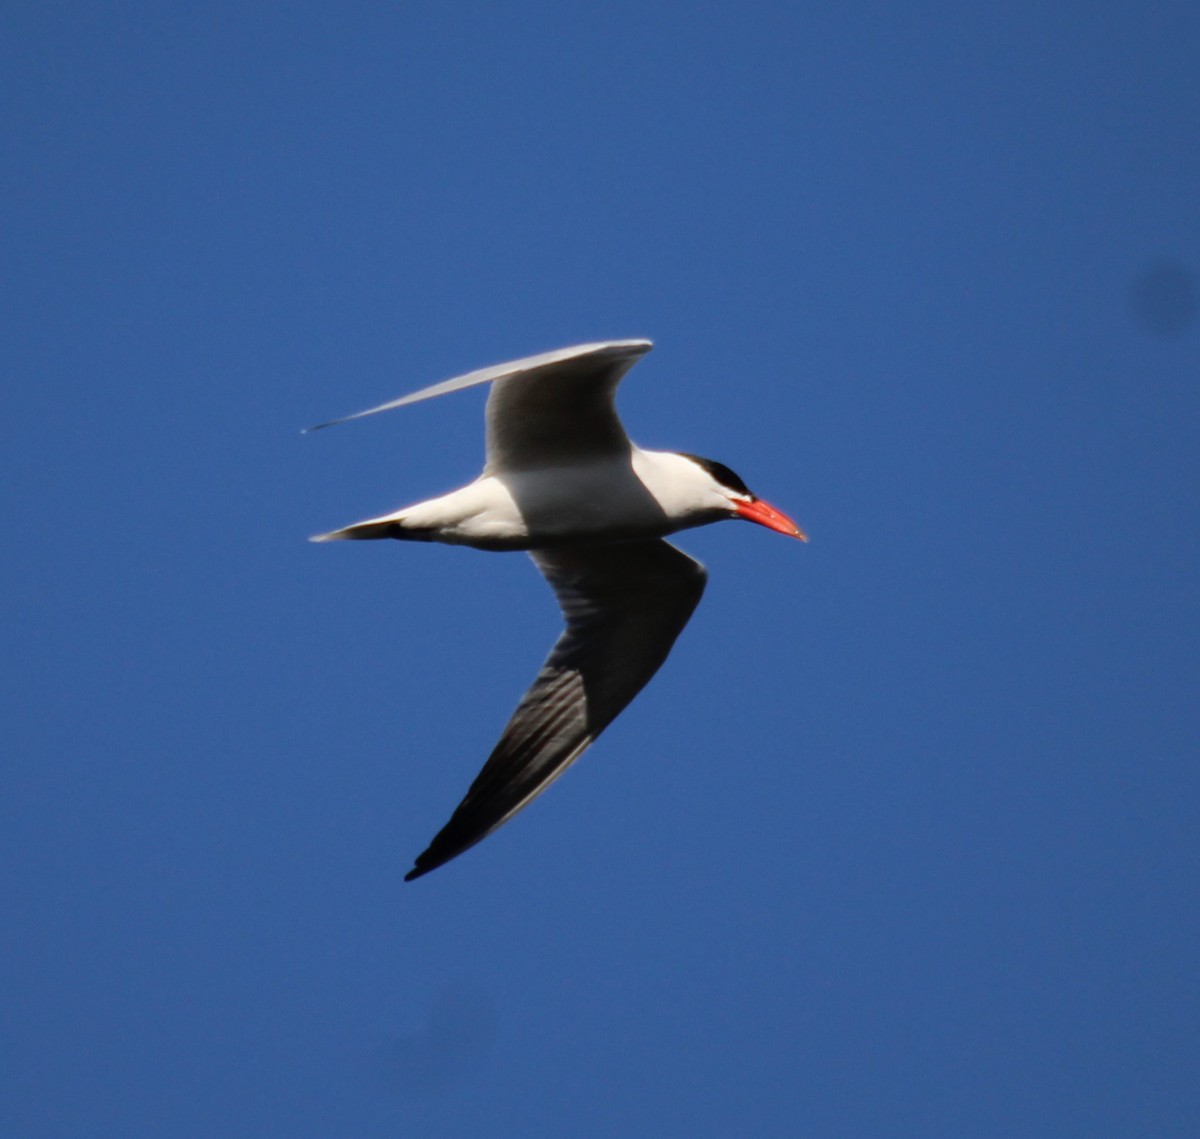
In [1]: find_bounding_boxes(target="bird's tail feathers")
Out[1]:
[309,509,414,543]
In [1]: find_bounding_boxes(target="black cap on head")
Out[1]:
[678,453,753,498]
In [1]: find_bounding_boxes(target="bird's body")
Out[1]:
[314,448,735,550]
[309,339,804,880]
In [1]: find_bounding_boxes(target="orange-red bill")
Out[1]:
[735,498,808,540]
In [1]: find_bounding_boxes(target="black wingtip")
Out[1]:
[404,829,479,880]
[403,848,444,882]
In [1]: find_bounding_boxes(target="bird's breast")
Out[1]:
[498,462,676,546]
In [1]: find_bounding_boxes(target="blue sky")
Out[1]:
[3,3,1198,1135]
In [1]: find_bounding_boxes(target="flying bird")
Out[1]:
[308,340,805,880]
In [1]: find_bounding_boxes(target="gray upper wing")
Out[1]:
[482,340,650,472]
[304,340,652,442]
[404,539,707,881]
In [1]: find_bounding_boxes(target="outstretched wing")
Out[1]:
[405,539,707,881]
[482,340,650,472]
[304,341,652,460]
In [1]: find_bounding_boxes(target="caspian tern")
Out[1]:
[308,340,804,880]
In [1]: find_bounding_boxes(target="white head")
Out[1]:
[634,450,806,538]
[676,453,807,538]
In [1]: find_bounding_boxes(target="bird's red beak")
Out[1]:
[735,498,808,540]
